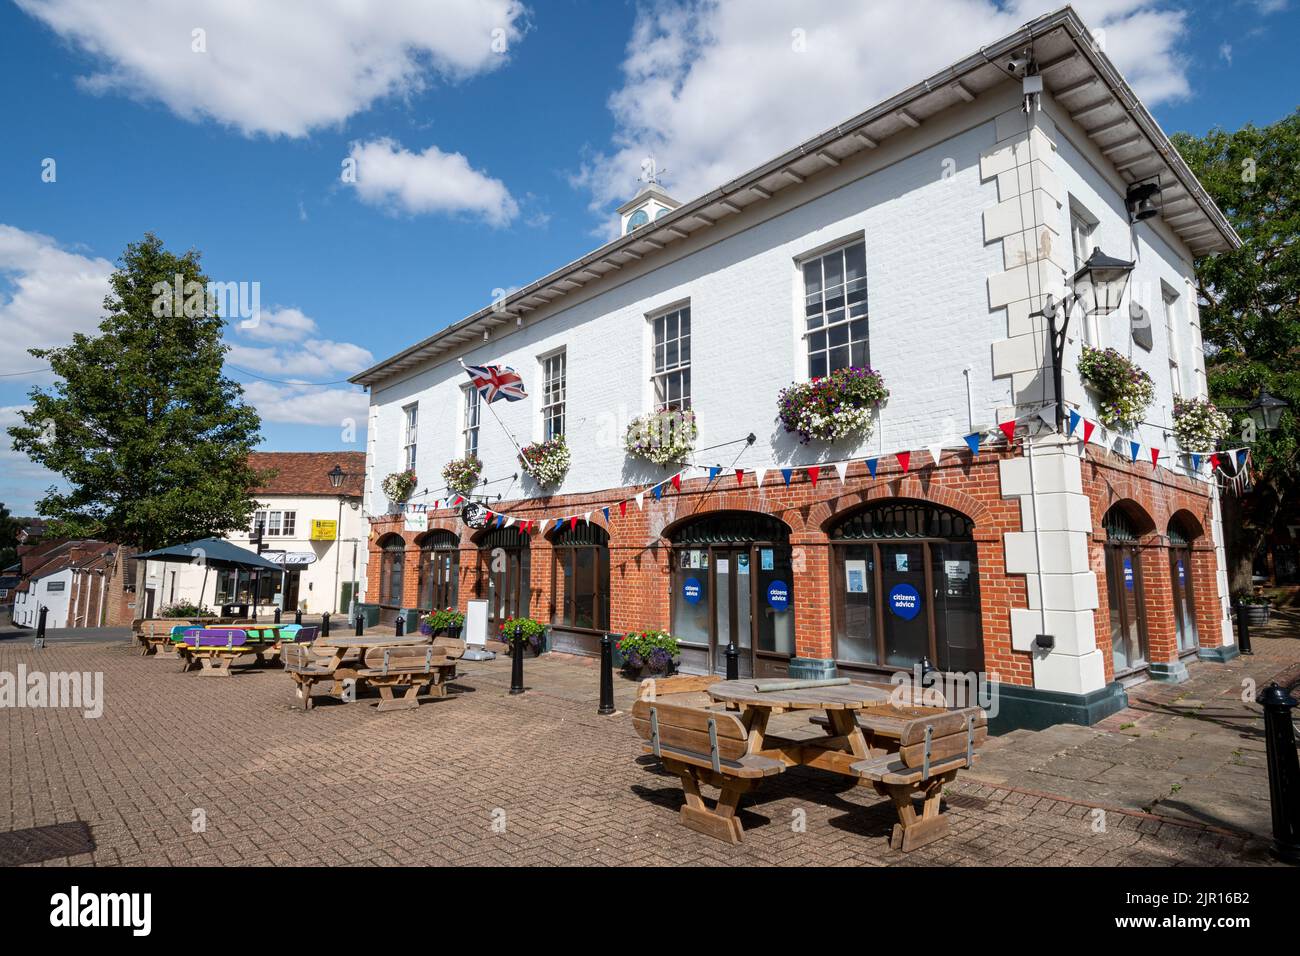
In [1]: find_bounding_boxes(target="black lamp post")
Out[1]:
[1038,247,1136,430]
[1247,389,1289,434]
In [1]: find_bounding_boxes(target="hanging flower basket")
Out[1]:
[777,366,888,444]
[441,456,482,496]
[1173,397,1232,453]
[381,470,417,503]
[625,408,698,466]
[1077,346,1155,432]
[519,435,570,486]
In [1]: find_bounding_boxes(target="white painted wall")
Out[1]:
[14,568,73,628]
[146,494,369,615]
[368,93,1021,514]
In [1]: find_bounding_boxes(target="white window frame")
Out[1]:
[1163,283,1182,399]
[1068,199,1100,346]
[461,384,481,458]
[252,509,297,537]
[540,349,566,441]
[650,303,691,411]
[799,238,869,380]
[402,402,418,473]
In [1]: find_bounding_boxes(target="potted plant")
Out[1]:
[1231,591,1271,626]
[518,434,570,487]
[777,366,889,444]
[442,456,482,497]
[1077,346,1155,431]
[422,607,465,638]
[499,616,546,655]
[617,629,679,677]
[625,408,698,466]
[382,469,418,503]
[1173,397,1232,453]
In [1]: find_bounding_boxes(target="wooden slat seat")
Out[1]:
[283,643,338,710]
[175,628,260,677]
[352,644,459,713]
[631,698,785,844]
[848,706,988,852]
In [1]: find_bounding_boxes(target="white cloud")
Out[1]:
[240,381,370,428]
[1220,42,1233,64]
[0,405,64,515]
[576,0,1193,218]
[0,224,113,377]
[237,306,319,344]
[15,0,529,137]
[346,138,520,226]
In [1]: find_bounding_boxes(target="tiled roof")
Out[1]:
[248,451,366,497]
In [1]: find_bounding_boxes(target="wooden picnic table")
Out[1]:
[315,634,432,696]
[706,678,897,777]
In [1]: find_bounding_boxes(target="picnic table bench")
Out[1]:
[175,628,260,676]
[356,640,463,712]
[285,635,465,711]
[631,677,987,851]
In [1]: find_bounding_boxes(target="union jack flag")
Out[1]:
[461,361,528,403]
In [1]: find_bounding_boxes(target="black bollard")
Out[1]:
[294,608,303,626]
[35,605,48,648]
[274,606,282,624]
[1259,683,1300,864]
[509,629,525,695]
[354,612,364,636]
[321,612,330,637]
[920,655,938,687]
[725,640,739,680]
[394,614,404,637]
[1236,604,1254,655]
[598,633,616,715]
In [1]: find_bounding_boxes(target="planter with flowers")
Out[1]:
[777,366,889,444]
[441,456,482,497]
[1231,591,1271,626]
[381,470,417,504]
[617,630,679,678]
[519,435,570,487]
[1173,397,1232,453]
[1077,346,1155,432]
[625,408,698,466]
[500,616,547,656]
[422,607,465,638]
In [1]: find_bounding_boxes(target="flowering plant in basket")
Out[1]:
[777,366,888,443]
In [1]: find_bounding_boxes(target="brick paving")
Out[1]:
[0,637,1282,867]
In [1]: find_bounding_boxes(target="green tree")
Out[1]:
[1172,111,1299,592]
[6,233,265,553]
[0,502,20,568]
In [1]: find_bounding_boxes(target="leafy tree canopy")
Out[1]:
[7,233,265,551]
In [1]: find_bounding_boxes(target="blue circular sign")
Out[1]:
[888,584,922,621]
[683,577,702,604]
[766,580,790,611]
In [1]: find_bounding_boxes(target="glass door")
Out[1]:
[879,542,930,668]
[1170,547,1198,652]
[711,546,753,677]
[1106,543,1148,674]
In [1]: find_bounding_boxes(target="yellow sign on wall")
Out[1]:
[310,519,338,541]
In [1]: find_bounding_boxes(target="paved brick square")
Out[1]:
[0,638,1281,867]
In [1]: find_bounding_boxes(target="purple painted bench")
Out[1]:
[177,629,255,676]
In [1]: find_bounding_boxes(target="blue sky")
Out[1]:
[1,0,1296,514]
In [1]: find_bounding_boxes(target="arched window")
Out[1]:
[377,534,406,608]
[476,526,531,623]
[1168,513,1199,653]
[828,500,982,674]
[551,523,609,632]
[1103,504,1150,674]
[666,512,793,678]
[417,530,459,611]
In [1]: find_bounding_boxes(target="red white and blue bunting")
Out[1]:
[396,404,1251,532]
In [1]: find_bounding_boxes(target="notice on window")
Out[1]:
[760,548,774,571]
[716,558,729,574]
[737,554,750,575]
[845,559,868,594]
[894,552,909,572]
[944,560,971,583]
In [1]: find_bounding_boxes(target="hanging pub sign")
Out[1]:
[682,577,703,605]
[766,580,789,612]
[888,583,922,620]
[461,501,490,530]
